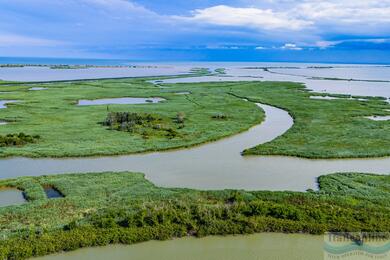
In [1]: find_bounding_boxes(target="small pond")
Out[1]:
[77,97,165,106]
[365,116,390,121]
[310,96,368,101]
[29,87,48,91]
[44,186,64,199]
[310,96,339,100]
[0,188,26,207]
[0,120,7,125]
[0,100,19,109]
[174,91,191,95]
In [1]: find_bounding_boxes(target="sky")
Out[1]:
[0,0,389,63]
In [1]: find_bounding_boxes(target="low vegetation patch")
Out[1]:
[0,171,389,258]
[0,132,40,147]
[212,113,228,120]
[103,112,182,139]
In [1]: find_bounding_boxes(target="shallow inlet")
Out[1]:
[365,115,390,121]
[0,187,26,207]
[36,233,323,260]
[29,87,47,91]
[161,66,390,100]
[77,97,165,106]
[0,100,18,109]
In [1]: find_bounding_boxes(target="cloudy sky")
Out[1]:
[0,0,389,63]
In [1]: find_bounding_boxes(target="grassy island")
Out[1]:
[0,171,389,258]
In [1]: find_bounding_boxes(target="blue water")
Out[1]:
[1,57,388,66]
[0,57,134,66]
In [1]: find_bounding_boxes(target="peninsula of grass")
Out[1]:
[0,77,389,158]
[0,171,389,258]
[0,78,264,157]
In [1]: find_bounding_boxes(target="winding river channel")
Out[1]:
[1,100,390,191]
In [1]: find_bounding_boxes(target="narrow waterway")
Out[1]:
[36,233,324,260]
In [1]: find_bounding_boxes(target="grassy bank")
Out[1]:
[228,82,390,158]
[0,171,389,258]
[0,78,389,158]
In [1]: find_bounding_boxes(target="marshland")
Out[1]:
[0,64,389,259]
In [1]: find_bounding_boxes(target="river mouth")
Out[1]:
[77,97,165,106]
[0,187,26,207]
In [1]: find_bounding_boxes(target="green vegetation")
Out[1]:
[0,171,388,258]
[49,65,88,70]
[227,82,390,158]
[212,113,228,120]
[0,64,25,68]
[0,78,389,158]
[103,112,182,139]
[0,132,39,147]
[0,78,263,157]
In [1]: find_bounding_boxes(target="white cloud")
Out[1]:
[296,1,390,24]
[80,0,158,18]
[82,0,147,11]
[315,41,338,49]
[173,5,312,30]
[172,1,390,36]
[281,43,302,50]
[255,46,267,50]
[0,33,63,47]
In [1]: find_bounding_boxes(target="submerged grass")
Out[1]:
[0,171,389,258]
